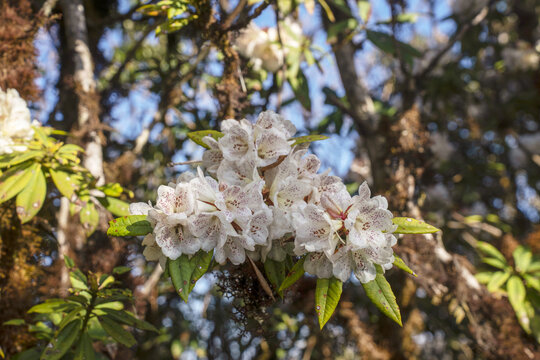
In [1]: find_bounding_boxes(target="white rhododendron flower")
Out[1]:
[235,18,303,73]
[130,110,398,284]
[0,88,36,155]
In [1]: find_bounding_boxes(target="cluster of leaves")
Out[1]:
[137,0,198,34]
[0,127,132,234]
[4,258,158,359]
[475,242,540,343]
[108,130,439,329]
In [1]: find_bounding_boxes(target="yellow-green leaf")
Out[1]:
[0,162,36,204]
[392,217,440,234]
[362,268,402,326]
[15,166,46,223]
[99,197,130,216]
[393,255,416,276]
[49,169,80,200]
[476,241,506,263]
[291,134,329,146]
[486,271,511,292]
[79,202,99,237]
[315,277,343,329]
[186,130,223,149]
[513,246,532,273]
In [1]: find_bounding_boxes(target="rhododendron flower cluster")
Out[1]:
[130,111,397,283]
[0,88,36,155]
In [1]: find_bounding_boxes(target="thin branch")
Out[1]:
[222,0,248,30]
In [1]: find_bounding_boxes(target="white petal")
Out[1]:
[129,202,152,216]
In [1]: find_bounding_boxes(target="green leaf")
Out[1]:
[16,166,46,223]
[264,259,288,296]
[79,202,99,237]
[507,276,530,333]
[475,271,495,284]
[107,215,152,237]
[73,333,95,360]
[98,183,124,197]
[278,256,306,292]
[393,255,416,276]
[0,150,44,168]
[41,318,81,360]
[392,217,440,234]
[358,0,371,23]
[99,197,130,216]
[476,241,506,263]
[291,134,329,146]
[64,255,75,269]
[98,316,136,347]
[362,268,402,326]
[0,162,36,204]
[57,308,84,332]
[523,274,540,292]
[366,30,421,66]
[315,277,342,329]
[513,246,532,273]
[69,269,89,290]
[486,271,511,292]
[527,260,540,273]
[287,68,311,111]
[186,130,224,149]
[327,18,358,41]
[28,299,72,314]
[3,318,25,326]
[168,250,213,302]
[482,257,507,270]
[113,266,131,275]
[100,309,158,333]
[49,169,79,200]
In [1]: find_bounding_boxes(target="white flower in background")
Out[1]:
[235,18,302,73]
[0,88,35,155]
[429,132,454,164]
[132,110,398,285]
[502,41,540,72]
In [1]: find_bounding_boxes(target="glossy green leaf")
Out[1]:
[169,250,213,302]
[291,134,329,146]
[315,277,343,329]
[41,318,81,360]
[107,215,152,237]
[486,271,511,292]
[79,202,99,237]
[362,268,402,326]
[513,246,532,273]
[0,162,36,204]
[186,130,224,149]
[278,256,306,292]
[49,169,79,200]
[99,197,130,216]
[16,166,46,223]
[264,259,288,296]
[392,217,440,234]
[73,332,95,360]
[476,241,506,262]
[28,300,72,314]
[393,255,416,276]
[98,316,136,347]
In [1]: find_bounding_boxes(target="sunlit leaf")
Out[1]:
[476,241,506,262]
[315,277,343,329]
[186,130,224,149]
[15,166,46,223]
[79,202,99,237]
[513,246,532,273]
[0,162,36,204]
[99,197,130,216]
[107,215,152,237]
[49,169,80,200]
[486,271,511,292]
[393,255,416,276]
[392,217,440,234]
[362,267,402,326]
[291,134,329,146]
